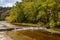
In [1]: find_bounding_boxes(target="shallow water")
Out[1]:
[0,24,12,40]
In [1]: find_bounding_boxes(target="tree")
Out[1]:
[6,0,60,28]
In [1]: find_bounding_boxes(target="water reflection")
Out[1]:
[7,30,60,40]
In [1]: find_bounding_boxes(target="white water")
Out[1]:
[0,24,12,40]
[14,27,46,31]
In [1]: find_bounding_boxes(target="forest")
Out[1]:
[5,0,60,29]
[0,7,11,20]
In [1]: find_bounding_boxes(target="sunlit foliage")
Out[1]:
[6,0,60,28]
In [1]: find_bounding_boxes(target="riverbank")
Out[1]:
[0,21,60,40]
[7,23,60,40]
[13,23,44,27]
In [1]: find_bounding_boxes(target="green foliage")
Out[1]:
[6,0,60,28]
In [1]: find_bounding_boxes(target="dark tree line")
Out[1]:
[0,7,11,20]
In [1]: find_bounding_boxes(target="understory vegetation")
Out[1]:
[6,0,60,28]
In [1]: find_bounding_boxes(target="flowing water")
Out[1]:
[0,21,60,40]
[0,23,12,40]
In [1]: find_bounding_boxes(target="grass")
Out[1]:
[13,23,44,27]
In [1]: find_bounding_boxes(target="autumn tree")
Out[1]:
[6,0,60,28]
